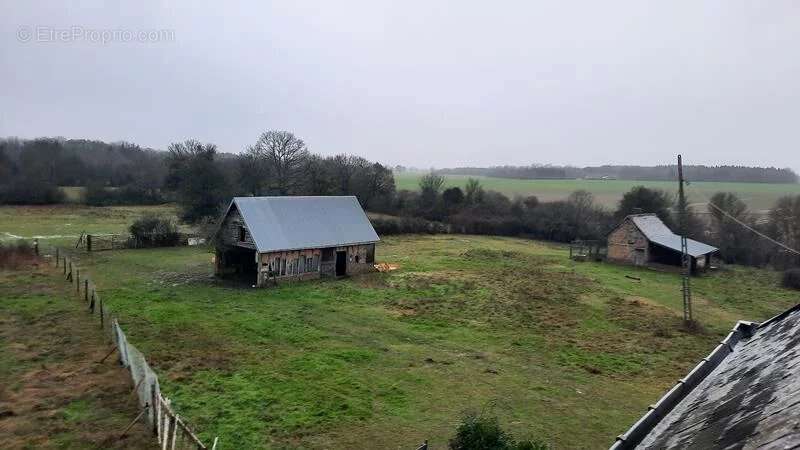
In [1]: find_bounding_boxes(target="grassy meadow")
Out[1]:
[0,204,178,246]
[2,204,798,448]
[3,202,795,448]
[395,172,800,211]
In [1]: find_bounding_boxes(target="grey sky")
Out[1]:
[2,1,799,171]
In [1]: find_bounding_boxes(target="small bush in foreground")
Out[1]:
[449,414,548,450]
[129,214,180,248]
[783,268,800,290]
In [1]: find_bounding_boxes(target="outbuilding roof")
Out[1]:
[223,196,379,253]
[628,214,717,257]
[611,304,800,449]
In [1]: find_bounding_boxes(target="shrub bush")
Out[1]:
[783,268,800,290]
[370,217,450,235]
[128,214,180,248]
[449,414,548,450]
[0,178,65,205]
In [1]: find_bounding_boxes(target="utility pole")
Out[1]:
[677,155,693,323]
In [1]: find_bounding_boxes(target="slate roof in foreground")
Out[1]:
[226,196,379,253]
[611,304,800,449]
[629,214,718,257]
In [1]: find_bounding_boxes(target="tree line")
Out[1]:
[439,164,798,184]
[2,133,798,270]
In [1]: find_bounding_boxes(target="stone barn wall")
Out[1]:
[607,219,649,266]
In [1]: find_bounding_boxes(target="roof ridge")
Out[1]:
[610,319,759,449]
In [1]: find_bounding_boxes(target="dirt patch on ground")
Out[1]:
[0,266,153,449]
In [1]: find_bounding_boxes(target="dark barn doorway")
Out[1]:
[335,250,347,277]
[221,247,258,285]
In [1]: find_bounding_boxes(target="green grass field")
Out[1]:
[395,173,800,211]
[4,205,799,449]
[23,239,795,446]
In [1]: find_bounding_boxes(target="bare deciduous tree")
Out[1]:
[248,130,309,195]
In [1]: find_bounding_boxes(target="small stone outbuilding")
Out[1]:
[214,196,379,286]
[607,214,717,272]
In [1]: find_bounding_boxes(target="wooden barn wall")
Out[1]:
[218,205,256,249]
[257,243,376,285]
[607,219,649,265]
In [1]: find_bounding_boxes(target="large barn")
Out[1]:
[607,214,718,272]
[214,196,379,286]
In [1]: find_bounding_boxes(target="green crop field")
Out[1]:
[4,205,797,449]
[395,173,800,212]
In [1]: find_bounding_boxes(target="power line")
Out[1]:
[684,182,800,256]
[704,201,800,256]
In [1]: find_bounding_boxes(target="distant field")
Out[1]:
[0,204,178,245]
[395,173,800,211]
[59,186,86,203]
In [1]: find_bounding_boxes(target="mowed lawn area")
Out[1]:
[38,234,796,449]
[395,173,800,211]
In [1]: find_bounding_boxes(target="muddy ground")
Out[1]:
[0,259,153,449]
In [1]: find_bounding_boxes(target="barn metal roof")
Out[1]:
[611,304,800,449]
[629,214,718,257]
[227,196,379,253]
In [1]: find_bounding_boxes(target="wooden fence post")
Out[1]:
[170,415,178,450]
[87,235,92,252]
[55,248,59,267]
[151,383,159,437]
[63,257,67,275]
[161,399,171,450]
[75,269,80,293]
[90,289,95,313]
[99,298,104,329]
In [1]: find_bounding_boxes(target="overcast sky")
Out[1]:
[1,1,799,170]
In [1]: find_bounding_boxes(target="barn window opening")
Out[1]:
[280,258,286,276]
[355,255,360,263]
[322,248,334,262]
[239,226,247,242]
[299,256,306,274]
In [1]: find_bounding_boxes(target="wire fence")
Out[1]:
[41,243,218,450]
[75,232,206,252]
